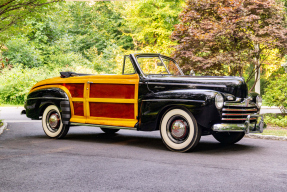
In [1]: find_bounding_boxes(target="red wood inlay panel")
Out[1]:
[63,83,84,98]
[89,103,134,119]
[90,84,135,99]
[73,102,84,116]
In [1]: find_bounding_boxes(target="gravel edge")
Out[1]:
[0,122,7,135]
[245,133,287,141]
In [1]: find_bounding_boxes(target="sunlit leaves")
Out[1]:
[120,0,184,55]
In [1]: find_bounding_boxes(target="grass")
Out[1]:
[255,126,287,137]
[0,104,24,107]
[0,119,3,127]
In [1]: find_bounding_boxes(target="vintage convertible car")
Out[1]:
[22,53,265,152]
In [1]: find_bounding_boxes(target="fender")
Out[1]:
[139,89,222,131]
[25,87,71,124]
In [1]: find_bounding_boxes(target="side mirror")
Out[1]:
[190,70,195,76]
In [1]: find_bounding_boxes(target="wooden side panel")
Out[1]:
[73,102,84,116]
[63,83,84,98]
[89,103,134,119]
[90,84,135,99]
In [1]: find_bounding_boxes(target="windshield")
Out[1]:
[136,56,183,76]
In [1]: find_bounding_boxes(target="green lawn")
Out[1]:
[0,104,24,107]
[255,127,287,137]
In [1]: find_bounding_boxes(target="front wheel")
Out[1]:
[42,105,70,138]
[160,108,201,152]
[212,132,245,144]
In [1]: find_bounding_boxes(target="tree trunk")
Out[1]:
[249,44,260,93]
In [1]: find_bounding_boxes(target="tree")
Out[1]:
[68,1,133,54]
[120,0,184,55]
[172,0,287,91]
[0,0,61,44]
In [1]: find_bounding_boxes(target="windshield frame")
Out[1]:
[134,54,184,77]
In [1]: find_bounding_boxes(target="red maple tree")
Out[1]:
[172,0,287,90]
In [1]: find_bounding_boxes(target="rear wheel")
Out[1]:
[212,132,245,144]
[160,108,201,152]
[42,105,70,138]
[101,128,120,134]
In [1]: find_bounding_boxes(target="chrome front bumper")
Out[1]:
[212,114,266,134]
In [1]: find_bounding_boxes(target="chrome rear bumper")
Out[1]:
[212,114,265,134]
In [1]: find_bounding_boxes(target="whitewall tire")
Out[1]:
[42,105,70,138]
[160,108,201,152]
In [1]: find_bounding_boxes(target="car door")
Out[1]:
[62,77,89,124]
[85,57,139,128]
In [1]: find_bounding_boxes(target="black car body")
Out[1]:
[23,53,265,152]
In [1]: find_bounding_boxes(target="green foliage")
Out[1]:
[0,64,97,105]
[264,114,287,128]
[68,1,133,54]
[47,52,92,70]
[2,37,43,68]
[264,73,287,113]
[0,66,55,104]
[85,44,122,74]
[0,0,61,44]
[121,0,184,54]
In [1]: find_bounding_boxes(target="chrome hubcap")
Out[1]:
[48,113,59,129]
[171,120,187,139]
[166,115,189,144]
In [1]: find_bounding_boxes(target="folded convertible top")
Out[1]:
[60,71,92,78]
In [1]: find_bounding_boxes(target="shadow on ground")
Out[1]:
[26,131,260,154]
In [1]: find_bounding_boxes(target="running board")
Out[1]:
[70,122,138,131]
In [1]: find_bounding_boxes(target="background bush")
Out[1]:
[2,37,43,68]
[264,114,287,128]
[0,64,97,105]
[263,73,287,114]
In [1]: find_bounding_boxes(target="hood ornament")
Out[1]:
[244,97,252,107]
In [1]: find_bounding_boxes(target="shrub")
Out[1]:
[264,114,287,128]
[263,73,287,114]
[0,66,54,104]
[0,64,97,105]
[46,52,92,70]
[2,37,43,68]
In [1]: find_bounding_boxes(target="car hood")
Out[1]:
[146,75,248,98]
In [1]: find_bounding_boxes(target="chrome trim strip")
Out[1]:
[160,55,184,75]
[222,108,257,112]
[222,113,255,116]
[27,97,68,100]
[158,56,171,74]
[212,123,247,132]
[142,99,205,103]
[212,114,265,133]
[222,118,257,121]
[148,82,227,88]
[224,98,257,107]
[224,103,257,107]
[245,114,265,134]
[70,123,137,130]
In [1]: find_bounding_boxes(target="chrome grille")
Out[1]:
[221,99,259,123]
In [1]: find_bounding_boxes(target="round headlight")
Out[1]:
[215,94,224,109]
[256,95,262,108]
